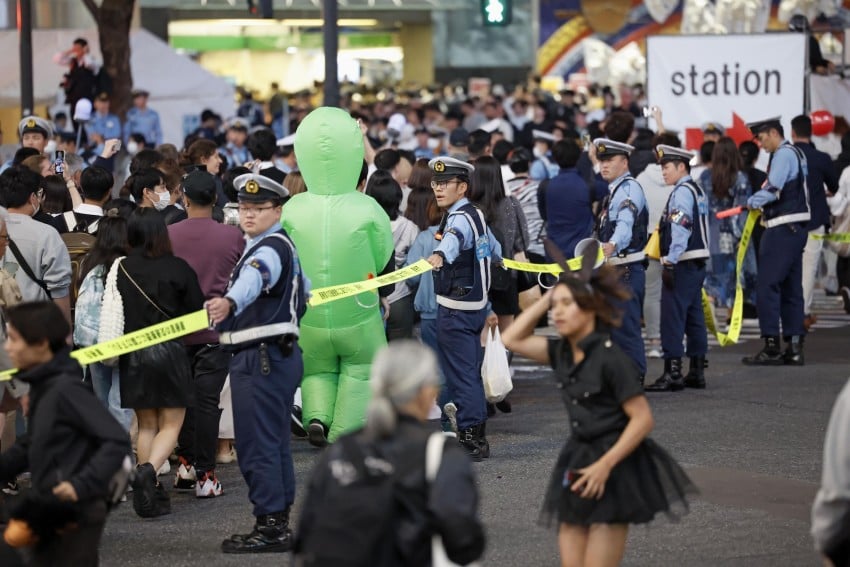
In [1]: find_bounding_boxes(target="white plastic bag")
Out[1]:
[481,327,513,403]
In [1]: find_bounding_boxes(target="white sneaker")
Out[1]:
[646,347,662,359]
[157,460,171,476]
[174,462,197,490]
[195,472,223,498]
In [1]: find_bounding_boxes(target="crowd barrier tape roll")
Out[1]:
[812,232,850,242]
[702,209,760,346]
[0,310,211,382]
[308,259,433,307]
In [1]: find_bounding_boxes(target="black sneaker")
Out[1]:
[291,405,307,438]
[307,419,328,448]
[841,287,850,314]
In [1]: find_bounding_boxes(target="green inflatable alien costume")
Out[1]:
[282,107,393,442]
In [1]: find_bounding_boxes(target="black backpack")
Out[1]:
[294,434,397,567]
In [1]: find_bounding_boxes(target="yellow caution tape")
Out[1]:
[812,232,850,242]
[702,209,760,346]
[502,247,605,275]
[0,310,211,382]
[308,259,433,307]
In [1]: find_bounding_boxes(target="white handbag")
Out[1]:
[426,433,482,567]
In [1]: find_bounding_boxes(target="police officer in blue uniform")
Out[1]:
[426,157,502,461]
[124,89,162,147]
[645,145,710,392]
[206,173,308,553]
[593,138,649,381]
[86,92,122,156]
[742,116,810,366]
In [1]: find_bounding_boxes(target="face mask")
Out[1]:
[533,147,546,159]
[152,191,170,211]
[126,141,140,155]
[427,138,440,150]
[44,140,57,154]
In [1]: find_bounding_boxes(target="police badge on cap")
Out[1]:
[234,173,289,203]
[18,116,53,139]
[593,138,634,160]
[655,145,695,164]
[428,156,474,181]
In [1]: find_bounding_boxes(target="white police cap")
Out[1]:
[594,138,634,159]
[746,116,782,136]
[276,133,297,147]
[18,116,53,139]
[701,122,725,135]
[428,156,474,181]
[234,173,289,202]
[655,144,695,164]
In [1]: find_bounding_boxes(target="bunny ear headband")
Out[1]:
[543,237,598,293]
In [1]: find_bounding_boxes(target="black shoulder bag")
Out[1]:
[7,238,52,299]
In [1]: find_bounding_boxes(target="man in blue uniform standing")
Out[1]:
[645,145,710,392]
[124,89,162,147]
[742,116,811,366]
[86,92,122,157]
[426,156,501,461]
[593,138,649,381]
[206,173,307,553]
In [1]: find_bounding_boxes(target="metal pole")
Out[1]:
[322,0,340,107]
[18,0,34,116]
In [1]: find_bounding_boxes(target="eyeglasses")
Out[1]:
[238,205,277,216]
[430,180,460,190]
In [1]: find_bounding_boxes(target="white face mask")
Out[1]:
[126,141,140,155]
[152,191,170,211]
[533,146,546,159]
[427,138,440,150]
[44,140,57,154]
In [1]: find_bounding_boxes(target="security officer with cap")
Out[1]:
[593,138,649,380]
[221,117,252,169]
[0,116,55,173]
[742,116,810,366]
[530,129,559,181]
[426,156,502,461]
[206,173,308,553]
[645,145,710,392]
[702,122,725,143]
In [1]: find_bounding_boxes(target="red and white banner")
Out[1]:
[647,33,807,150]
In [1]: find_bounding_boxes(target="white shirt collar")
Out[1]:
[74,203,104,216]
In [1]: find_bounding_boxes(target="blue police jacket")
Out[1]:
[219,228,307,349]
[124,107,162,146]
[86,112,122,153]
[596,173,649,265]
[659,175,710,264]
[432,201,500,311]
[794,141,838,231]
[763,142,811,228]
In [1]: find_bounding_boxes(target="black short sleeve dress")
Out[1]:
[541,332,696,526]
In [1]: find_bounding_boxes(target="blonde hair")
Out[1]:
[365,341,440,438]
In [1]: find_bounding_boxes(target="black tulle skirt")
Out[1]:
[540,433,696,527]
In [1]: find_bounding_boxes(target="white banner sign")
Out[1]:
[647,33,807,150]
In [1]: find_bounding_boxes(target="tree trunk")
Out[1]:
[95,0,135,120]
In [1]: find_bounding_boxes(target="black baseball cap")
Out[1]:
[181,170,217,205]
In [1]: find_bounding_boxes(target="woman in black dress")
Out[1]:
[117,208,204,517]
[502,242,694,567]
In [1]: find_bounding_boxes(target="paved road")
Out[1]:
[94,295,849,566]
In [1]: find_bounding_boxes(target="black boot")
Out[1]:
[478,422,490,459]
[742,336,784,365]
[307,419,328,448]
[459,425,485,462]
[683,356,707,389]
[644,358,684,392]
[222,510,293,553]
[783,336,805,366]
[131,463,157,518]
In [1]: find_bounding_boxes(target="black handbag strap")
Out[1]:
[118,261,169,319]
[7,238,52,299]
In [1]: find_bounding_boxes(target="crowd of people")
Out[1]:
[0,71,846,566]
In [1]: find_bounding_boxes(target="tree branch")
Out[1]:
[81,0,100,22]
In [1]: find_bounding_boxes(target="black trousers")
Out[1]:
[176,344,230,475]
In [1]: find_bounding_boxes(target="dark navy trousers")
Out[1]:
[436,306,487,430]
[610,262,647,376]
[661,261,708,358]
[756,224,808,337]
[230,344,302,517]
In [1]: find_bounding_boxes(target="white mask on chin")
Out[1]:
[152,191,170,211]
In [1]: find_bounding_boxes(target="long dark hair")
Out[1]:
[365,170,402,221]
[40,174,72,214]
[407,158,433,192]
[128,207,172,258]
[709,137,742,201]
[81,214,129,281]
[405,186,440,231]
[468,156,505,224]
